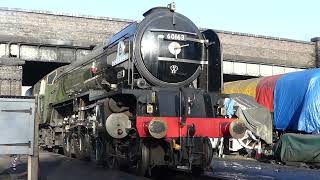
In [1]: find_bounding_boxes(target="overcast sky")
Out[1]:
[0,0,319,41]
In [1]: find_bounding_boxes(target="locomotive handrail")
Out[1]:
[157,57,208,65]
[150,28,197,36]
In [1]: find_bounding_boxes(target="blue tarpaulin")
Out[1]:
[274,69,320,133]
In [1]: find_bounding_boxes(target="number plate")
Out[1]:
[166,33,186,41]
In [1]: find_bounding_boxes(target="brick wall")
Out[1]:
[217,31,315,68]
[0,8,131,45]
[0,65,22,95]
[311,37,320,67]
[0,8,317,68]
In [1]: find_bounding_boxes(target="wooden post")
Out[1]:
[28,96,39,180]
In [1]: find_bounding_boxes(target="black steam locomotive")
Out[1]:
[33,3,240,176]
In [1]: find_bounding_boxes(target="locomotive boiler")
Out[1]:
[33,3,245,176]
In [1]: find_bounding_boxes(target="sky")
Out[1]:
[0,0,319,41]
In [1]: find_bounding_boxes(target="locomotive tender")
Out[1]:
[33,4,242,175]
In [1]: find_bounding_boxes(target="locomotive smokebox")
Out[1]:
[133,7,207,87]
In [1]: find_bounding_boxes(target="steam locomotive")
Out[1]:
[33,4,244,176]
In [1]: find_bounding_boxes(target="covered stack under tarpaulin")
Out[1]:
[229,94,273,144]
[223,75,282,112]
[224,78,261,98]
[256,75,282,112]
[274,133,320,164]
[274,69,320,133]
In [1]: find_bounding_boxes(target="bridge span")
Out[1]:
[0,7,318,95]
